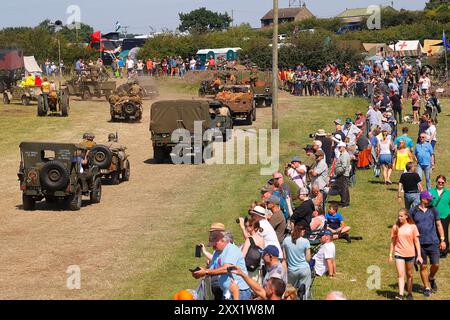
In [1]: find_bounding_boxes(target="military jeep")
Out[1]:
[18,142,102,211]
[252,81,272,107]
[89,144,130,185]
[215,85,255,125]
[3,85,40,105]
[65,69,116,100]
[109,83,143,122]
[150,100,225,164]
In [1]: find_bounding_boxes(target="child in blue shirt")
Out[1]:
[326,203,352,242]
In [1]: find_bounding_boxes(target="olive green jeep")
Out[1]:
[89,140,130,185]
[18,142,102,211]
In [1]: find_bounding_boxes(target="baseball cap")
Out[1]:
[260,184,272,193]
[250,206,267,218]
[337,142,347,148]
[303,144,314,152]
[318,229,333,237]
[420,191,434,200]
[266,195,280,205]
[291,156,301,163]
[209,223,225,232]
[262,245,279,257]
[345,118,352,124]
[334,119,342,125]
[208,230,224,246]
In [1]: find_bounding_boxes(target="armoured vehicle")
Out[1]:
[89,140,130,185]
[3,85,40,105]
[215,85,255,125]
[65,67,116,100]
[18,142,102,211]
[109,82,143,122]
[150,100,231,164]
[37,88,70,117]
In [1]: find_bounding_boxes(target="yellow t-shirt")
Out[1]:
[41,81,50,94]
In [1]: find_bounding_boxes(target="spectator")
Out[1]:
[282,224,312,299]
[342,118,362,145]
[146,58,154,76]
[283,284,298,300]
[291,188,315,232]
[313,229,336,277]
[265,195,287,245]
[260,185,272,201]
[366,105,382,129]
[411,89,421,124]
[410,191,446,297]
[425,91,441,124]
[231,267,286,300]
[389,208,423,300]
[192,230,252,300]
[414,133,434,191]
[356,133,372,169]
[310,184,324,212]
[430,175,450,258]
[394,127,414,151]
[271,173,291,219]
[309,150,329,194]
[377,129,394,184]
[398,162,423,209]
[390,91,403,124]
[325,203,351,242]
[334,142,351,207]
[314,129,333,166]
[310,208,326,234]
[394,140,414,172]
[425,118,437,151]
[240,218,264,283]
[261,245,287,286]
[354,112,366,136]
[285,156,307,191]
[325,291,347,300]
[417,114,430,143]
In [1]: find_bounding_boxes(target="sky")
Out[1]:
[0,0,428,34]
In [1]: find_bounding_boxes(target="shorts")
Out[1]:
[420,243,440,265]
[379,154,392,165]
[395,256,415,263]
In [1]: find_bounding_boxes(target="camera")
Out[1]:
[236,217,248,224]
[308,133,316,139]
[195,244,202,258]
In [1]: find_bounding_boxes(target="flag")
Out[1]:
[443,30,450,50]
[90,31,101,42]
[115,21,121,32]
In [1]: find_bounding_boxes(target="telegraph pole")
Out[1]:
[272,0,279,129]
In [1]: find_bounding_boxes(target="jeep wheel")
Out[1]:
[22,96,30,106]
[39,160,70,191]
[68,183,82,211]
[123,102,137,116]
[121,160,130,182]
[37,95,46,116]
[244,111,253,125]
[3,93,10,104]
[90,145,113,169]
[82,90,91,101]
[90,178,102,203]
[110,171,120,185]
[255,99,264,108]
[23,194,35,211]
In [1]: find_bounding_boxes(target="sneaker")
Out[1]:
[339,233,352,243]
[394,295,404,300]
[429,278,437,292]
[423,288,431,297]
[406,293,414,300]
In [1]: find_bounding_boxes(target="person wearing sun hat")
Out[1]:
[249,206,283,259]
[410,190,447,297]
[342,117,362,145]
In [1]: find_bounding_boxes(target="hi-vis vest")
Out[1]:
[41,81,50,93]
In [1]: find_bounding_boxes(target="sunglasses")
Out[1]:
[437,181,445,184]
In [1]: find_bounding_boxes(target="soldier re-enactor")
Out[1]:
[104,133,127,161]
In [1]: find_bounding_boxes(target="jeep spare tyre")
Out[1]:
[123,102,137,116]
[39,160,70,191]
[90,145,113,169]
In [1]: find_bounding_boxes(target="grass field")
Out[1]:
[116,94,450,300]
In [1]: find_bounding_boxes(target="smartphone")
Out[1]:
[189,267,201,273]
[195,245,202,258]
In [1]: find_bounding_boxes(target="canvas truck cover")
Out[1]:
[150,100,212,134]
[19,142,86,168]
[0,49,24,71]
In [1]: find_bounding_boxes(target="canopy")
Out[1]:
[389,40,423,57]
[422,40,444,56]
[196,48,241,55]
[363,43,393,56]
[23,56,42,73]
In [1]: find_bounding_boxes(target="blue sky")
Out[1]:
[0,0,428,33]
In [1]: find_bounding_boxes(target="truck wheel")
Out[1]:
[154,146,166,164]
[245,111,253,125]
[22,96,30,106]
[23,194,35,211]
[90,178,102,203]
[37,95,46,116]
[82,90,91,100]
[3,93,10,104]
[110,171,120,185]
[39,160,70,191]
[90,145,113,169]
[252,108,256,122]
[265,99,272,107]
[256,99,264,107]
[121,160,130,182]
[68,183,82,211]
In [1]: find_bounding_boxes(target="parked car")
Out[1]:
[336,23,363,35]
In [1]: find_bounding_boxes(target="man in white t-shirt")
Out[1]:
[342,118,362,145]
[285,156,307,190]
[189,57,196,70]
[382,59,390,73]
[248,206,283,259]
[313,229,336,277]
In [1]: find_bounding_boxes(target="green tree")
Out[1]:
[178,7,232,33]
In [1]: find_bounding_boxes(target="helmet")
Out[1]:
[87,133,95,141]
[108,133,116,141]
[83,133,89,140]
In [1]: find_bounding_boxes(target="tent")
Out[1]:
[363,43,393,56]
[23,56,42,73]
[388,40,423,57]
[422,40,444,57]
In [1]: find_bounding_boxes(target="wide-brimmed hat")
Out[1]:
[315,129,327,136]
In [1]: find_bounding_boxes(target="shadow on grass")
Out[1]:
[368,180,386,185]
[388,283,424,294]
[15,199,93,212]
[375,290,398,300]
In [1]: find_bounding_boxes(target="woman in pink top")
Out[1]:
[389,208,423,300]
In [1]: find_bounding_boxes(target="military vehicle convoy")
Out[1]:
[18,142,102,211]
[150,100,233,164]
[89,136,130,185]
[215,85,255,125]
[108,82,143,122]
[37,88,70,117]
[3,85,39,105]
[65,66,116,100]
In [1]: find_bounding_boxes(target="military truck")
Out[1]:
[150,100,230,164]
[3,85,40,105]
[109,83,143,122]
[215,85,255,125]
[252,80,272,107]
[89,143,130,185]
[18,142,102,211]
[37,88,70,117]
[65,69,116,100]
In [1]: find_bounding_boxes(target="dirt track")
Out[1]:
[0,83,274,299]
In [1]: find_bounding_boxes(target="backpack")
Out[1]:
[245,237,263,272]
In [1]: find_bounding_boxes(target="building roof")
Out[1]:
[336,8,372,18]
[261,7,314,21]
